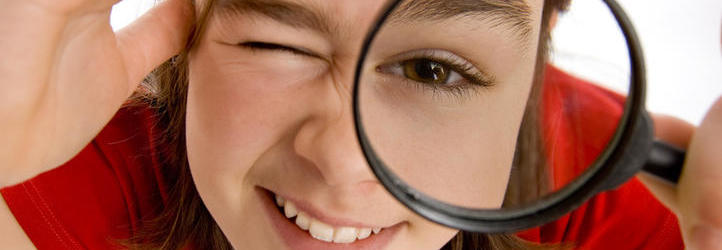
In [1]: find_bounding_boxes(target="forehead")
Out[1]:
[212,0,383,39]
[212,0,543,42]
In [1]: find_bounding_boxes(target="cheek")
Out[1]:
[183,40,331,247]
[184,40,325,206]
[361,61,536,209]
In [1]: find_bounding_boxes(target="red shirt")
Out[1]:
[1,66,683,249]
[515,66,683,249]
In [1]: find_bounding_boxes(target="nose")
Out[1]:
[293,74,376,187]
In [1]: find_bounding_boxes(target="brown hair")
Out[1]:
[443,0,571,248]
[128,0,570,249]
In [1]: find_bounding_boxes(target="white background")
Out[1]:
[111,0,722,125]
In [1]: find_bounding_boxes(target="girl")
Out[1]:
[1,0,719,249]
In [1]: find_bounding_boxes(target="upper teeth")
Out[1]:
[274,194,382,243]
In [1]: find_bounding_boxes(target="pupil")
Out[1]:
[415,59,445,82]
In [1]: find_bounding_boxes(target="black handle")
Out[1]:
[642,140,686,183]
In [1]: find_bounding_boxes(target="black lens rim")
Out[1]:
[352,0,649,233]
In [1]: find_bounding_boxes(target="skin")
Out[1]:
[187,0,541,248]
[360,13,540,207]
[0,0,720,249]
[641,112,722,250]
[0,0,193,247]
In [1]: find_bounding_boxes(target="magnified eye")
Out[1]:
[377,50,493,94]
[401,59,462,85]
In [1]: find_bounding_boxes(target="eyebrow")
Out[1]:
[214,0,334,35]
[391,0,533,39]
[214,0,532,39]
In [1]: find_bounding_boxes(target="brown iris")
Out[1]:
[402,59,450,85]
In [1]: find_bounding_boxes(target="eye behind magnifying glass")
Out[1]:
[401,59,458,85]
[375,50,495,98]
[355,0,686,234]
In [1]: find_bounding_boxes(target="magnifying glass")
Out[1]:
[353,0,685,233]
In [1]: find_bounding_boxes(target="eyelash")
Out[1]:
[236,42,491,101]
[379,51,494,100]
[237,41,315,57]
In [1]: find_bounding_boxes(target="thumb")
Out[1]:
[677,96,722,250]
[115,0,195,93]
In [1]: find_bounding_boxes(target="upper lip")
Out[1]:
[267,188,396,229]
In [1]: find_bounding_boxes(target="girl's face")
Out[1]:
[186,0,543,249]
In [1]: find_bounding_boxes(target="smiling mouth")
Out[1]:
[270,192,384,244]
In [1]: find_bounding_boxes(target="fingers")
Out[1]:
[678,96,722,249]
[115,0,195,93]
[651,114,696,149]
[639,98,722,249]
[637,114,696,214]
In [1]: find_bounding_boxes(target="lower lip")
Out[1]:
[255,187,401,250]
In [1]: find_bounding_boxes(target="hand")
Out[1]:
[641,97,722,250]
[0,0,193,186]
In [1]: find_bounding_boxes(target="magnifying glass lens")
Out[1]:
[357,0,631,211]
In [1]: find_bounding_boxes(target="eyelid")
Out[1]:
[382,49,496,87]
[236,41,323,59]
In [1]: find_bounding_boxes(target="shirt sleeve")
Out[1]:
[518,177,683,249]
[516,66,684,249]
[0,105,167,249]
